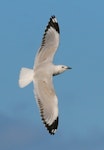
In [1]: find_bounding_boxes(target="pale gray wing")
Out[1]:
[33,76,58,135]
[34,16,60,67]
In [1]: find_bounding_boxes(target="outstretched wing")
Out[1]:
[33,75,58,135]
[34,16,60,67]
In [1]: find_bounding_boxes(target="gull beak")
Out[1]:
[67,66,72,69]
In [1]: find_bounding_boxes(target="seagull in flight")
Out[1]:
[19,16,72,135]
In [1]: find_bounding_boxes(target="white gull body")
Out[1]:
[19,16,71,135]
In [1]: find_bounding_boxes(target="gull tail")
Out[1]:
[19,67,33,88]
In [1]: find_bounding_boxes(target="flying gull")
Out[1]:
[19,16,72,135]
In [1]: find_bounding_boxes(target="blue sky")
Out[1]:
[0,0,104,149]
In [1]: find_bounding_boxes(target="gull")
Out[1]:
[19,16,72,135]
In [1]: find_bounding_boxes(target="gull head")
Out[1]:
[61,65,72,70]
[53,65,72,76]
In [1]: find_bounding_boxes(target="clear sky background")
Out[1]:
[0,0,104,150]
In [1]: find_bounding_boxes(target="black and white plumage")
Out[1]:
[19,16,71,135]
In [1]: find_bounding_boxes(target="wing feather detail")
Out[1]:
[34,16,60,66]
[34,77,58,135]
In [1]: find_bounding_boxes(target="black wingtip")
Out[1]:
[46,15,60,34]
[44,117,59,135]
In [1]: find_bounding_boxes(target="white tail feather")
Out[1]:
[19,68,33,88]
